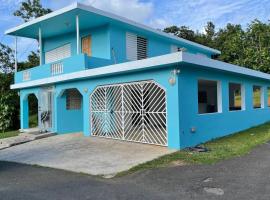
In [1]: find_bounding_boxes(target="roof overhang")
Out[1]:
[5,3,220,55]
[11,52,270,90]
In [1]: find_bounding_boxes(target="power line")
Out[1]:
[17,40,37,61]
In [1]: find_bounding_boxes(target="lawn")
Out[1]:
[118,121,270,176]
[0,130,19,139]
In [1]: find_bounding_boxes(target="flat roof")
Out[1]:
[11,52,270,90]
[5,2,221,55]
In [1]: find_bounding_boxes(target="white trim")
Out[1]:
[11,52,182,89]
[39,27,42,65]
[11,52,270,89]
[15,37,17,72]
[241,84,246,111]
[5,3,220,55]
[217,81,222,113]
[76,15,80,55]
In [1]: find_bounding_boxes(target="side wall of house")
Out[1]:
[178,64,270,148]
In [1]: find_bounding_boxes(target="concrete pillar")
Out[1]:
[167,74,181,149]
[20,95,29,130]
[82,92,90,136]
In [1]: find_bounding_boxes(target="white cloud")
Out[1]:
[148,0,270,31]
[81,0,153,23]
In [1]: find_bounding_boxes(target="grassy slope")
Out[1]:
[118,122,270,176]
[0,131,19,139]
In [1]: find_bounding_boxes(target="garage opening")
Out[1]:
[90,80,167,146]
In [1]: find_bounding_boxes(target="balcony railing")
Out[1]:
[14,54,114,84]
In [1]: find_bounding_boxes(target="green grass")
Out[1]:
[29,113,38,128]
[117,122,270,177]
[0,130,19,139]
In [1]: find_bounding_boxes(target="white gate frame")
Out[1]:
[90,80,168,146]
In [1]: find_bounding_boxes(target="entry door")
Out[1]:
[38,87,54,132]
[82,36,92,56]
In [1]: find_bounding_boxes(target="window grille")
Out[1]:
[23,70,31,81]
[66,89,82,110]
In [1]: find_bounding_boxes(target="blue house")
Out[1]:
[7,3,270,149]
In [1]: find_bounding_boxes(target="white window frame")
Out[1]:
[228,82,245,112]
[197,79,222,115]
[267,87,270,107]
[253,85,264,109]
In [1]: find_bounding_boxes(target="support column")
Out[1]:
[82,92,90,136]
[167,75,181,149]
[39,27,42,65]
[76,15,80,55]
[14,36,17,72]
[20,94,29,130]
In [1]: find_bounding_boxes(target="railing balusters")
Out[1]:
[51,62,63,76]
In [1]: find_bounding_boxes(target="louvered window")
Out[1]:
[45,44,71,64]
[66,89,82,110]
[126,32,148,61]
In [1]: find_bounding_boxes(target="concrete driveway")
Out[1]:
[0,133,174,176]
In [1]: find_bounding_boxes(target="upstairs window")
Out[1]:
[198,79,222,114]
[126,32,148,61]
[66,89,82,110]
[229,83,243,111]
[45,43,71,64]
[253,86,264,109]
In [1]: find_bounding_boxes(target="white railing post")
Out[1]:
[76,15,80,55]
[14,36,17,72]
[39,27,42,65]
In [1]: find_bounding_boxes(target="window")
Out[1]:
[267,87,270,107]
[45,43,71,64]
[66,89,82,110]
[198,79,221,114]
[253,86,264,109]
[229,83,243,111]
[126,32,148,61]
[82,36,92,56]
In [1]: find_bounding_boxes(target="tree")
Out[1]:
[0,43,15,73]
[0,0,52,132]
[164,25,196,42]
[14,0,52,22]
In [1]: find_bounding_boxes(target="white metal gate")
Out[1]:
[90,80,167,146]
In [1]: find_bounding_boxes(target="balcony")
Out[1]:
[15,54,113,84]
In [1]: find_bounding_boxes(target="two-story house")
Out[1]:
[7,3,270,149]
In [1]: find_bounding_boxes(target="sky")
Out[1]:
[0,0,270,61]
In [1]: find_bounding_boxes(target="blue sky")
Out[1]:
[0,0,269,61]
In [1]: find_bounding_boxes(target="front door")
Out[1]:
[38,87,54,132]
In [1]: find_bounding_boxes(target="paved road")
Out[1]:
[1,143,270,200]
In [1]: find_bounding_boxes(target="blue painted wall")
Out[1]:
[56,90,83,134]
[18,63,270,149]
[178,64,270,148]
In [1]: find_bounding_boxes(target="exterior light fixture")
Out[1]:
[168,69,180,86]
[83,88,88,93]
[17,91,20,96]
